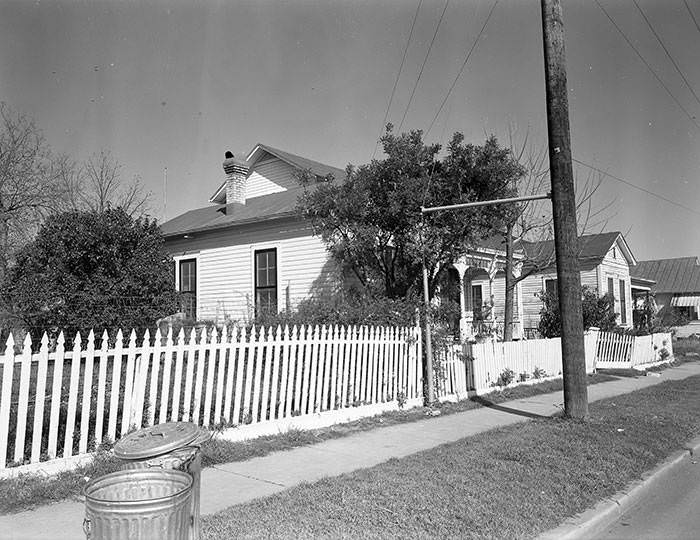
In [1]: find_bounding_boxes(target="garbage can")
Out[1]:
[114,422,212,540]
[83,468,193,540]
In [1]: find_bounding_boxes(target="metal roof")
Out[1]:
[632,257,700,293]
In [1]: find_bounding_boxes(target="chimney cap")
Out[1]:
[223,152,250,173]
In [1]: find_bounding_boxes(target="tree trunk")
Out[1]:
[503,223,515,341]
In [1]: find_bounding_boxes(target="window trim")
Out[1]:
[250,243,282,316]
[619,279,627,325]
[173,253,200,320]
[470,283,484,320]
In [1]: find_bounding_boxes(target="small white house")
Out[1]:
[161,144,526,339]
[519,232,638,332]
[161,145,346,322]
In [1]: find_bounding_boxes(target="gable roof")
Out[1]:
[209,144,346,205]
[632,257,700,293]
[247,144,346,181]
[164,143,347,237]
[520,231,635,268]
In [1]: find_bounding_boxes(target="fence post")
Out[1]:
[0,334,16,468]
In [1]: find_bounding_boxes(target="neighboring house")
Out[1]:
[519,232,638,331]
[632,257,700,320]
[160,143,525,339]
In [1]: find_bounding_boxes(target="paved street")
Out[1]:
[596,452,700,540]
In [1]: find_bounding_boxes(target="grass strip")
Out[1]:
[201,374,700,540]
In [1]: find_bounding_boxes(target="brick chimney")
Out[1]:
[222,151,249,205]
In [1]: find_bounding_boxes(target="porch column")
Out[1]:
[453,262,471,341]
[514,262,524,339]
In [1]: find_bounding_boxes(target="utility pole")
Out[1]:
[541,0,588,419]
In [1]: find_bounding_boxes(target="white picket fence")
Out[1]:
[437,331,597,399]
[0,324,422,476]
[595,331,673,369]
[437,329,672,400]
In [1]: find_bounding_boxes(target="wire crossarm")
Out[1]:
[420,192,551,214]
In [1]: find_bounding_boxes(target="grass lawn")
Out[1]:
[201,373,700,539]
[0,371,615,514]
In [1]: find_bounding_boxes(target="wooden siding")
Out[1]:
[246,158,298,199]
[598,242,633,326]
[520,236,634,329]
[470,273,520,322]
[166,218,339,322]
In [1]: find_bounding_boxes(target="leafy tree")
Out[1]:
[1,208,178,339]
[538,286,617,338]
[297,126,522,301]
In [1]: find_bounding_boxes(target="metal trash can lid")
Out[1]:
[114,422,200,460]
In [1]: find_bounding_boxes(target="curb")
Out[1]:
[537,435,700,540]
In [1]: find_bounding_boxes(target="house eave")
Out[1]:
[162,211,299,239]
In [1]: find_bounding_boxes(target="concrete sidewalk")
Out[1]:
[3,362,700,540]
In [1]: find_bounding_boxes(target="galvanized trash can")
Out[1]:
[83,468,192,540]
[114,422,212,540]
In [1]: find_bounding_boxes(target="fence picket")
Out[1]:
[348,326,359,406]
[182,328,197,422]
[0,335,16,468]
[222,326,238,423]
[201,328,218,427]
[214,326,228,426]
[232,327,248,424]
[269,326,282,420]
[279,326,292,418]
[168,328,182,422]
[78,331,96,454]
[287,324,302,416]
[155,329,170,425]
[120,331,138,436]
[131,329,151,429]
[192,329,208,425]
[14,334,33,463]
[94,330,109,447]
[31,334,50,463]
[47,332,66,459]
[260,327,273,421]
[250,327,264,423]
[339,326,350,409]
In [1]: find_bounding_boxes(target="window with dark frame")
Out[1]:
[471,284,483,320]
[545,278,558,299]
[179,258,197,320]
[255,248,277,315]
[607,277,615,298]
[619,279,627,325]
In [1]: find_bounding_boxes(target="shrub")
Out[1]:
[538,286,618,338]
[492,368,515,388]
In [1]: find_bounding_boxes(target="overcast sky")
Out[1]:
[1,0,698,261]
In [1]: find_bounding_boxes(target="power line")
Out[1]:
[425,0,499,137]
[372,0,423,160]
[571,157,700,217]
[684,0,700,35]
[397,0,450,133]
[594,0,700,130]
[632,0,700,108]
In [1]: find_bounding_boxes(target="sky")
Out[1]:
[1,0,698,262]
